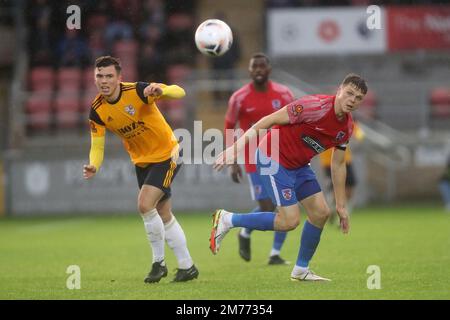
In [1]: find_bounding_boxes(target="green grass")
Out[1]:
[0,204,449,300]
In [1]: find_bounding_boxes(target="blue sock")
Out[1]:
[232,211,275,231]
[297,221,323,268]
[273,231,287,251]
[244,207,261,235]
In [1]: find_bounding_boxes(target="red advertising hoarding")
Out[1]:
[388,5,450,50]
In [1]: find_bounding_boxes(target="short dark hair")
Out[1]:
[95,56,121,73]
[341,73,367,94]
[251,52,270,65]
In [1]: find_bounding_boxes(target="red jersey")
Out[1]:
[260,94,354,170]
[225,80,294,172]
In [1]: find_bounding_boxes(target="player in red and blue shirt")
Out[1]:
[211,74,368,281]
[225,53,294,265]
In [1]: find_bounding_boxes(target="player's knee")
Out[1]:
[137,200,157,215]
[317,206,331,221]
[284,216,300,231]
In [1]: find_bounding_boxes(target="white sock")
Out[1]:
[270,249,280,257]
[142,208,165,264]
[292,265,309,275]
[223,211,233,228]
[164,216,193,270]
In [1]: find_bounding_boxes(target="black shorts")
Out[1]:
[135,158,182,202]
[324,164,357,187]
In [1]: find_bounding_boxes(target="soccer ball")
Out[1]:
[195,19,233,57]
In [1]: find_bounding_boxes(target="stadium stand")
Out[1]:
[24,0,196,135]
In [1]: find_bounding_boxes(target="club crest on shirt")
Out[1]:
[272,99,281,110]
[282,189,292,200]
[334,131,346,142]
[124,105,135,116]
[291,104,303,116]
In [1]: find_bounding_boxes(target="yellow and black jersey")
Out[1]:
[89,82,183,167]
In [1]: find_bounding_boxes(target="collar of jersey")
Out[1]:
[106,83,124,105]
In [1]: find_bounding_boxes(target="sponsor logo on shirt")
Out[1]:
[118,120,146,136]
[301,135,325,154]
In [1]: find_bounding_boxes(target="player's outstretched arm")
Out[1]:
[143,83,185,99]
[214,106,290,171]
[331,148,350,234]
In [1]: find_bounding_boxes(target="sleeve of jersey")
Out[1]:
[136,82,149,104]
[161,84,185,99]
[88,108,106,171]
[286,96,325,124]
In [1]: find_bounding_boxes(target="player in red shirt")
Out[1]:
[225,53,294,265]
[211,74,367,281]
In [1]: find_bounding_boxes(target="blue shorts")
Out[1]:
[256,149,321,207]
[247,172,270,201]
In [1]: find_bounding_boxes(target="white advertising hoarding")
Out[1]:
[268,7,387,56]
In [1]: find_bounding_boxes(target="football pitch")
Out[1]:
[0,204,449,300]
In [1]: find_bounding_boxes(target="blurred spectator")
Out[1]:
[140,23,164,47]
[57,29,90,67]
[266,0,301,7]
[439,155,450,212]
[140,0,165,28]
[164,12,196,65]
[104,14,134,51]
[88,29,107,59]
[165,0,196,14]
[27,0,54,66]
[138,43,166,82]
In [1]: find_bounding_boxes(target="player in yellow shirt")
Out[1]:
[83,56,198,283]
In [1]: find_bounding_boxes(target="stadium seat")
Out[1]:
[430,87,450,118]
[82,89,99,115]
[83,67,95,89]
[57,67,82,91]
[54,90,81,129]
[86,14,108,31]
[121,65,137,82]
[26,91,53,130]
[167,13,194,31]
[167,64,191,84]
[113,40,138,59]
[29,67,55,91]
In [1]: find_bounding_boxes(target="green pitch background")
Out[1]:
[0,205,449,300]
